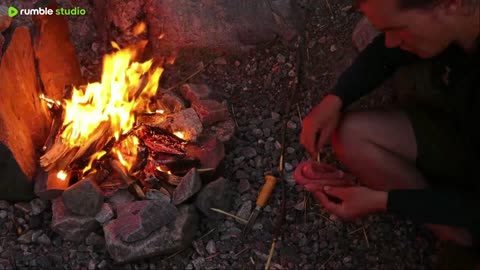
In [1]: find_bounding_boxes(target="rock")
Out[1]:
[63,176,104,216]
[37,233,51,245]
[191,100,230,127]
[145,0,300,54]
[0,6,12,33]
[178,84,211,103]
[0,200,9,209]
[94,203,115,225]
[155,108,203,142]
[114,199,178,242]
[194,177,231,218]
[51,198,99,242]
[159,92,186,113]
[236,201,252,221]
[104,204,198,263]
[352,17,379,52]
[172,168,202,205]
[192,257,205,270]
[205,240,217,255]
[145,190,171,202]
[106,189,135,212]
[205,119,236,143]
[185,137,225,170]
[85,232,105,246]
[237,178,250,193]
[18,230,34,244]
[242,147,257,159]
[30,198,47,215]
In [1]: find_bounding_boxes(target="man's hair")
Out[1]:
[355,0,479,10]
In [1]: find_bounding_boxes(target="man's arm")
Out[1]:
[331,33,418,110]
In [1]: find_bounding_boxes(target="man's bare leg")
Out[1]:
[330,109,472,246]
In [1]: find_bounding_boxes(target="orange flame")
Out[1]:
[60,41,163,147]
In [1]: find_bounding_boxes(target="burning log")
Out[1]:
[40,121,112,172]
[136,125,187,155]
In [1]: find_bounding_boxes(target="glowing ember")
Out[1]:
[57,170,68,181]
[61,41,163,148]
[173,131,185,139]
[133,22,147,36]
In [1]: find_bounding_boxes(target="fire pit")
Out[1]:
[0,10,236,264]
[36,43,236,263]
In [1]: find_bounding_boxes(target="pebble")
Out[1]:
[276,53,286,63]
[236,201,252,221]
[0,201,10,210]
[284,162,294,172]
[237,179,250,193]
[14,202,32,214]
[287,120,297,129]
[205,240,217,255]
[242,147,257,158]
[0,210,7,219]
[30,199,46,215]
[330,44,337,52]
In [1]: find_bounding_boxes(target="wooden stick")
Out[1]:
[231,105,239,128]
[362,226,370,248]
[265,238,276,270]
[198,228,217,241]
[163,58,216,93]
[210,208,248,224]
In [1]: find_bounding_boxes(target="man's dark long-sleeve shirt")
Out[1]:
[330,34,480,244]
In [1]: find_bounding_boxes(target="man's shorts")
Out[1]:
[393,62,476,190]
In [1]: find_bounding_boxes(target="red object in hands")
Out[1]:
[294,161,355,190]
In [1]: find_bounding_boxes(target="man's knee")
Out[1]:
[331,111,368,162]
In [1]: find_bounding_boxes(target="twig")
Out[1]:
[362,226,370,248]
[348,226,363,235]
[231,105,239,128]
[265,238,277,270]
[205,252,219,260]
[163,58,216,92]
[234,247,250,257]
[198,228,217,241]
[320,252,336,268]
[166,249,185,259]
[325,0,333,17]
[210,208,248,224]
[296,103,303,126]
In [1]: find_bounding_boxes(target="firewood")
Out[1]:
[40,121,112,172]
[0,27,51,179]
[32,2,84,101]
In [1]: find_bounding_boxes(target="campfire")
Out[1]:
[1,22,235,263]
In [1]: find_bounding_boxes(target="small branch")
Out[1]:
[163,58,216,93]
[348,226,363,235]
[210,208,248,224]
[320,252,336,268]
[234,247,250,257]
[198,228,217,241]
[265,238,277,270]
[231,105,239,128]
[362,226,370,248]
[325,0,333,17]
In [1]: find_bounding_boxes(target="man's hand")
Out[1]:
[314,186,388,220]
[300,94,343,158]
[294,160,355,188]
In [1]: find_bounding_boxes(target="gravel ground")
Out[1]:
[0,1,439,269]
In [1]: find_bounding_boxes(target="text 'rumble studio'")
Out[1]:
[8,6,87,17]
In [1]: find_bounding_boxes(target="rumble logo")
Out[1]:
[8,6,86,17]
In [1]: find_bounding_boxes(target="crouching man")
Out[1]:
[295,0,480,268]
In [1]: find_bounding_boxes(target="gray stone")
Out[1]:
[104,204,198,263]
[191,99,230,127]
[185,137,225,170]
[95,203,115,225]
[192,257,205,270]
[205,119,236,143]
[0,210,6,219]
[237,178,250,193]
[172,168,202,205]
[178,84,211,103]
[0,200,9,209]
[155,108,203,142]
[194,177,231,218]
[18,230,34,244]
[242,147,257,159]
[145,190,171,202]
[37,234,51,245]
[51,198,99,242]
[205,240,217,255]
[0,6,12,33]
[106,189,135,212]
[63,177,104,216]
[30,198,47,215]
[236,201,252,221]
[145,0,300,54]
[159,92,186,113]
[115,199,178,242]
[85,232,105,246]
